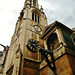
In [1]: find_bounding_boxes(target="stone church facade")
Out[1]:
[0,0,75,75]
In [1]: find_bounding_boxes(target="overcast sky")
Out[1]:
[0,0,75,51]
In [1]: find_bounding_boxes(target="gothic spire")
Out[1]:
[24,0,39,8]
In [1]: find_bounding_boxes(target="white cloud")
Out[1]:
[0,0,25,51]
[0,0,75,51]
[39,0,75,28]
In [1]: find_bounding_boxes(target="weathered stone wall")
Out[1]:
[23,67,40,75]
[55,54,73,75]
[68,55,75,75]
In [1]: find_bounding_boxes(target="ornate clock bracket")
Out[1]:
[39,47,57,75]
[26,39,57,75]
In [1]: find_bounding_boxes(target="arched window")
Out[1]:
[32,10,40,23]
[38,16,39,23]
[47,33,59,50]
[32,13,34,21]
[35,14,37,22]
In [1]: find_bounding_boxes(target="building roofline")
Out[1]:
[41,21,73,39]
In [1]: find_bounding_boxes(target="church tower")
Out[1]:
[3,0,48,75]
[1,0,75,75]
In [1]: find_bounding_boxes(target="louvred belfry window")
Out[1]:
[35,14,37,22]
[38,16,39,23]
[32,13,34,21]
[32,12,40,23]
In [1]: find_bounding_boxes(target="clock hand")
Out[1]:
[30,43,37,48]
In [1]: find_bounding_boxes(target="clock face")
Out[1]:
[34,25,41,32]
[26,39,40,53]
